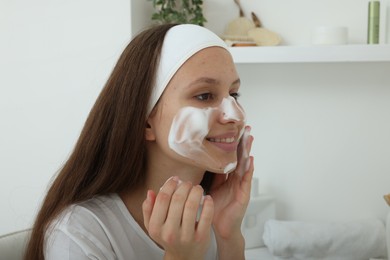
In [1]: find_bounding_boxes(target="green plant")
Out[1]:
[149,0,207,26]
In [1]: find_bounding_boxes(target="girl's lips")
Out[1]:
[206,135,239,152]
[209,140,239,152]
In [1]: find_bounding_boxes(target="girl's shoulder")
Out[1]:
[51,193,122,231]
[44,194,122,259]
[45,194,165,259]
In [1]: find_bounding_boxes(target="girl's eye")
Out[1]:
[230,92,240,100]
[195,93,214,101]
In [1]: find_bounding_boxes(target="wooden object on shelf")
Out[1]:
[231,42,257,47]
[247,12,281,46]
[224,0,255,39]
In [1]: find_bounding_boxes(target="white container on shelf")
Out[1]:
[311,26,348,45]
[241,178,275,249]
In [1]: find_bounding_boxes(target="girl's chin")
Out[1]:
[203,161,237,174]
[175,151,238,174]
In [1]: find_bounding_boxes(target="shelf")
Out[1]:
[229,44,390,64]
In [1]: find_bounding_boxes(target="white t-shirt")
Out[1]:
[44,194,217,260]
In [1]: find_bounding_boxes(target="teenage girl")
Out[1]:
[25,23,254,260]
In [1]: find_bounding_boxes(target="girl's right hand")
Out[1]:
[142,177,214,260]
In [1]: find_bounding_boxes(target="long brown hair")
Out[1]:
[24,23,178,260]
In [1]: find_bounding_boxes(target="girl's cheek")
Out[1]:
[168,107,209,147]
[167,102,241,174]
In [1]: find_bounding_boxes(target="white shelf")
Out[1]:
[229,44,390,64]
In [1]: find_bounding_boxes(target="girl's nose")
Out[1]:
[218,96,246,123]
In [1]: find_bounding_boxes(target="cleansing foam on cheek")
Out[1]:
[168,105,235,173]
[168,107,209,152]
[167,97,247,174]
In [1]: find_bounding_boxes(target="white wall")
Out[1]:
[0,0,131,235]
[237,62,390,222]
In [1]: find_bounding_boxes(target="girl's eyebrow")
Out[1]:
[187,77,241,88]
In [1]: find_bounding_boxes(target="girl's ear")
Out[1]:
[145,119,156,141]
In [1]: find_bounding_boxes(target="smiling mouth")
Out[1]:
[206,136,238,152]
[206,137,235,143]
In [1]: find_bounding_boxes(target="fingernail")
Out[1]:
[245,126,251,135]
[200,195,205,205]
[245,159,251,172]
[163,176,178,186]
[204,195,212,201]
[160,176,181,191]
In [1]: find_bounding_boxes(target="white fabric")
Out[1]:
[263,219,387,260]
[148,24,228,114]
[0,229,31,260]
[45,194,217,260]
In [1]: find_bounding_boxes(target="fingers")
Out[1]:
[142,190,156,231]
[235,126,253,177]
[142,177,213,258]
[245,156,254,180]
[146,177,213,244]
[241,156,255,199]
[240,126,254,189]
[196,195,214,235]
[148,177,179,233]
[181,185,204,237]
[246,132,254,153]
[166,181,193,229]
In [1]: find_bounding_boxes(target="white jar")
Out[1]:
[311,26,348,45]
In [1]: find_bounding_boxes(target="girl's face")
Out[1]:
[146,47,245,174]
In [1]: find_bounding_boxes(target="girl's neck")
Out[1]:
[146,160,206,193]
[119,188,148,233]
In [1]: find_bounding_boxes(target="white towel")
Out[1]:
[263,219,387,260]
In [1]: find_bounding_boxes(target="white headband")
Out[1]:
[148,24,228,114]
